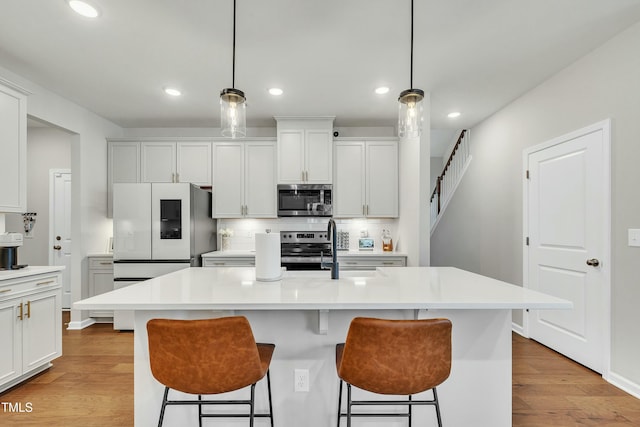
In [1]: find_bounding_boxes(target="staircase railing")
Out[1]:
[430,129,471,231]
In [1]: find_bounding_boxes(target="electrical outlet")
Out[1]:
[294,369,309,392]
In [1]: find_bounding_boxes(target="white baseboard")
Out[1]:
[511,322,526,337]
[67,318,96,330]
[606,371,640,399]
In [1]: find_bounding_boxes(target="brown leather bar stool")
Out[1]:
[336,317,452,427]
[147,316,275,427]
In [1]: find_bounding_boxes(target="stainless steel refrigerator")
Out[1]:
[112,183,216,329]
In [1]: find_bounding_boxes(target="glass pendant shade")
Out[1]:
[220,88,246,138]
[398,88,424,138]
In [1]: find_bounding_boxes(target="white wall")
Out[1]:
[5,127,72,265]
[431,21,640,390]
[0,64,123,328]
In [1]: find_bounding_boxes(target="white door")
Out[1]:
[176,142,211,186]
[525,120,610,373]
[50,170,72,308]
[113,183,152,260]
[141,142,176,183]
[245,141,276,217]
[366,140,398,217]
[277,130,304,183]
[305,130,332,183]
[212,142,244,217]
[333,141,365,218]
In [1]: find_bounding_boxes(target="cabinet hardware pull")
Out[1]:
[362,205,365,215]
[214,262,226,266]
[176,173,180,182]
[382,262,394,265]
[302,171,305,181]
[345,262,356,265]
[26,301,31,319]
[366,205,369,215]
[18,303,23,320]
[37,280,55,286]
[0,289,12,294]
[305,171,308,181]
[99,262,113,265]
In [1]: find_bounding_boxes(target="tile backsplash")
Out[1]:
[216,218,400,252]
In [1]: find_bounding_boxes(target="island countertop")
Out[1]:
[73,266,571,311]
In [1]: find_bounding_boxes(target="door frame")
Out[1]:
[522,119,611,379]
[48,168,72,265]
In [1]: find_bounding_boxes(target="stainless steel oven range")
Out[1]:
[280,231,332,270]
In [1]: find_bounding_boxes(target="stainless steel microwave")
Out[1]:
[277,184,332,217]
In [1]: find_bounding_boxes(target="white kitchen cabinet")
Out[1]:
[276,117,334,184]
[107,141,140,217]
[108,139,212,217]
[338,255,407,270]
[141,141,212,185]
[0,79,28,213]
[88,255,114,319]
[212,140,276,218]
[0,270,62,393]
[334,139,398,218]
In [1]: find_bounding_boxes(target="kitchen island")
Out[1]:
[74,266,570,427]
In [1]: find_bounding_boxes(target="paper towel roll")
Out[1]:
[255,232,282,282]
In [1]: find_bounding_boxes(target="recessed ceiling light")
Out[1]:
[68,1,100,18]
[375,87,390,95]
[269,88,283,96]
[448,111,461,118]
[164,87,182,97]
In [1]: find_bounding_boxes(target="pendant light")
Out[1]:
[397,0,424,138]
[220,0,246,138]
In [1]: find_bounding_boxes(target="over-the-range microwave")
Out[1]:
[277,184,332,217]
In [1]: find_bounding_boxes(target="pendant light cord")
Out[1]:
[232,0,236,89]
[410,0,414,89]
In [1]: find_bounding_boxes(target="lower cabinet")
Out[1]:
[88,255,114,319]
[338,255,407,270]
[0,272,62,393]
[202,256,255,267]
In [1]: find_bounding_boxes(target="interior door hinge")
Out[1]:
[525,237,529,246]
[526,170,530,179]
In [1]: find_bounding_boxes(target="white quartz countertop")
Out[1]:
[0,265,65,281]
[74,266,571,311]
[201,250,407,258]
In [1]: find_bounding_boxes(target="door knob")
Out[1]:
[586,258,600,267]
[53,245,62,250]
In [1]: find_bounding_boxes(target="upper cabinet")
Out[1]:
[106,139,212,217]
[141,141,211,185]
[334,139,398,218]
[276,117,334,184]
[0,79,29,213]
[212,140,277,218]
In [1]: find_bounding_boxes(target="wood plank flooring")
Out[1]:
[2,313,640,426]
[513,333,640,426]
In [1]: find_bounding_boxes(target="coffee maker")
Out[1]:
[0,232,25,270]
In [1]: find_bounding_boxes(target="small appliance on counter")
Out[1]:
[0,232,27,270]
[358,230,374,251]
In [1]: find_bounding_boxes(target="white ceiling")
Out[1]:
[3,0,640,154]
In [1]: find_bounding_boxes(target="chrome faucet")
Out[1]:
[321,219,339,279]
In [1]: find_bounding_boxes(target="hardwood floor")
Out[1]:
[2,314,640,426]
[513,333,640,426]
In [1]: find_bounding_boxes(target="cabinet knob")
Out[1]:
[53,245,62,250]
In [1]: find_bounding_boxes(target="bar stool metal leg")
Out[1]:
[337,380,343,427]
[158,386,169,427]
[267,370,274,427]
[249,383,256,427]
[408,394,412,427]
[198,394,203,427]
[433,387,443,427]
[346,383,352,427]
